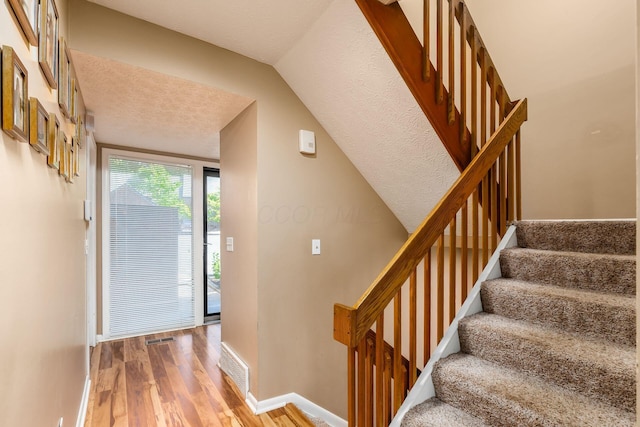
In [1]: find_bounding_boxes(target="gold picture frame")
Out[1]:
[38,0,59,89]
[58,130,68,179]
[70,77,78,124]
[58,37,70,118]
[47,113,60,169]
[6,0,38,46]
[28,98,50,155]
[2,46,29,143]
[71,137,79,178]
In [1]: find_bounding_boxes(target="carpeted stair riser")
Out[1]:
[401,398,489,427]
[402,220,636,426]
[513,220,636,255]
[499,248,636,296]
[481,278,636,347]
[431,354,636,427]
[458,313,635,412]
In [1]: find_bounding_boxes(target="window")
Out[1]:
[105,155,194,337]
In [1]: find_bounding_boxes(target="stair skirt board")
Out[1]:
[390,226,519,427]
[246,392,347,427]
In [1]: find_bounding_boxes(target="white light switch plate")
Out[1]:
[226,237,234,252]
[312,239,321,255]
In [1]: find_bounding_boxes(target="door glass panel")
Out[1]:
[205,169,221,317]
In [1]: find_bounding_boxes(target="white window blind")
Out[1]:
[108,156,194,337]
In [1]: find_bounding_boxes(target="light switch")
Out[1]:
[226,237,234,252]
[312,239,321,255]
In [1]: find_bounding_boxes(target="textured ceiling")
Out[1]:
[86,0,333,65]
[77,0,459,231]
[71,50,253,159]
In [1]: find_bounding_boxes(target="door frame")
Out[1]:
[203,167,221,321]
[99,147,218,339]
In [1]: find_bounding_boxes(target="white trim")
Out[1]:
[75,376,91,427]
[246,392,347,427]
[100,147,218,339]
[389,225,519,427]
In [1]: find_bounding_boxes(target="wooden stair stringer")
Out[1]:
[354,0,471,172]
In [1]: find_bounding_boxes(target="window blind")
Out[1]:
[108,156,194,337]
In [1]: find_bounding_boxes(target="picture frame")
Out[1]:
[65,138,73,183]
[70,77,78,124]
[75,114,84,147]
[28,97,50,155]
[47,113,60,169]
[58,130,68,179]
[6,0,38,46]
[2,46,29,143]
[38,0,59,89]
[72,137,79,177]
[58,37,70,118]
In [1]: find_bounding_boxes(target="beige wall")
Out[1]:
[220,103,260,395]
[463,0,636,220]
[0,0,88,425]
[69,0,408,417]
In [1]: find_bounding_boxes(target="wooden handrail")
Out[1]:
[337,1,528,424]
[334,97,526,347]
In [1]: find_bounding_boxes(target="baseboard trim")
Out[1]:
[75,375,91,427]
[246,392,347,427]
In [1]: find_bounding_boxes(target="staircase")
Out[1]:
[402,220,636,426]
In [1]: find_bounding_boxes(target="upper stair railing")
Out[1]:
[333,1,528,425]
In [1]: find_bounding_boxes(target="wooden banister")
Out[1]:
[336,1,528,424]
[334,99,526,348]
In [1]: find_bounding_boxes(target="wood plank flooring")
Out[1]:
[84,324,314,427]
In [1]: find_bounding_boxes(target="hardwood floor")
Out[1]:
[84,324,314,427]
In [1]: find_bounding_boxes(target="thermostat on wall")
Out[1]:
[299,130,316,154]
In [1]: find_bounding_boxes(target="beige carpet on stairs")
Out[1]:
[402,220,637,427]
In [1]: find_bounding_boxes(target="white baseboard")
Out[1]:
[246,392,347,427]
[76,375,91,427]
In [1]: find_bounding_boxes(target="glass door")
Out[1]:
[204,168,221,320]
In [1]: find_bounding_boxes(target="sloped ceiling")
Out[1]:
[78,0,459,231]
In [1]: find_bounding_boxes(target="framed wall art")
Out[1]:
[58,130,68,179]
[28,98,50,155]
[2,46,29,143]
[70,77,78,124]
[58,37,70,118]
[75,114,84,148]
[65,139,73,183]
[6,0,38,46]
[71,137,79,178]
[38,0,59,89]
[47,113,60,169]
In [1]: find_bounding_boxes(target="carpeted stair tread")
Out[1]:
[402,398,489,427]
[432,353,636,427]
[459,313,635,412]
[513,220,635,255]
[481,278,635,346]
[499,247,635,295]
